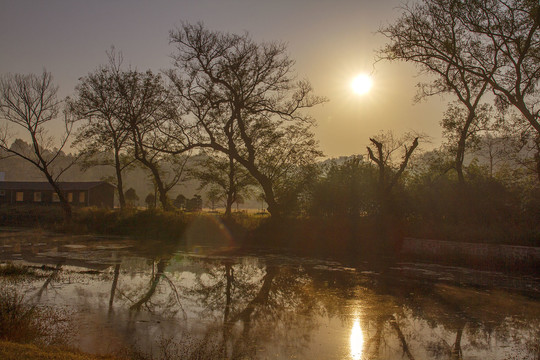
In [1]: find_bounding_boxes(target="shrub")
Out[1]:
[0,263,31,277]
[0,285,69,345]
[0,205,64,227]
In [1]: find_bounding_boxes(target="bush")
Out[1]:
[0,205,64,227]
[0,263,31,277]
[0,285,69,345]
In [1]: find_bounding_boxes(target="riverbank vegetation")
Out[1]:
[0,281,122,360]
[0,285,69,346]
[1,158,539,252]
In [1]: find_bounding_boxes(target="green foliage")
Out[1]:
[309,157,378,218]
[113,209,189,240]
[72,207,122,234]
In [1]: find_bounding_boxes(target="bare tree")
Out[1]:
[456,0,540,133]
[167,23,326,218]
[367,131,420,251]
[112,68,189,211]
[379,0,493,185]
[497,112,540,182]
[0,71,76,222]
[69,51,135,210]
[380,0,540,179]
[367,131,420,199]
[440,102,493,178]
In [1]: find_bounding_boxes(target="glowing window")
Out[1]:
[67,192,73,203]
[79,192,85,203]
[16,192,24,202]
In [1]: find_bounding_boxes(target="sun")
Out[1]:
[351,74,373,95]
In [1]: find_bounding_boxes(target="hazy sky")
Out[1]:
[0,0,447,158]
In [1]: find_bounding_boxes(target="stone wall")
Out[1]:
[401,237,540,270]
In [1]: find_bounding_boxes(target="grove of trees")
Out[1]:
[0,6,539,245]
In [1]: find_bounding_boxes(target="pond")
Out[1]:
[1,228,539,359]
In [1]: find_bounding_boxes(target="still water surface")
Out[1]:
[1,228,539,359]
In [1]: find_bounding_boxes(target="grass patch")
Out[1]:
[0,285,70,345]
[0,341,123,360]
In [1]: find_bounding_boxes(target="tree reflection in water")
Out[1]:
[8,249,538,359]
[181,257,326,359]
[35,261,63,300]
[118,255,540,359]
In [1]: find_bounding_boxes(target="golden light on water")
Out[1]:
[350,318,364,360]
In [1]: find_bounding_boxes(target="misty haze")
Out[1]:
[1,1,539,359]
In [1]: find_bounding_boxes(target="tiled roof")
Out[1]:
[0,181,114,191]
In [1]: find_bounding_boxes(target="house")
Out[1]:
[0,181,115,208]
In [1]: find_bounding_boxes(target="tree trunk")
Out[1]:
[139,157,173,211]
[44,172,72,223]
[455,111,475,186]
[212,142,281,218]
[390,315,416,360]
[224,262,233,323]
[224,156,235,218]
[154,176,172,211]
[259,179,281,218]
[234,153,281,217]
[227,265,278,327]
[114,150,126,210]
[534,137,540,183]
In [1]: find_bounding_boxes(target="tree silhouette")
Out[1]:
[69,50,135,209]
[166,23,326,218]
[380,0,540,180]
[145,193,156,209]
[124,187,139,207]
[0,71,77,222]
[190,152,256,216]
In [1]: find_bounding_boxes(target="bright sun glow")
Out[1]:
[350,319,364,360]
[351,74,373,95]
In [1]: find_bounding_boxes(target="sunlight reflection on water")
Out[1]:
[1,231,540,359]
[350,318,364,360]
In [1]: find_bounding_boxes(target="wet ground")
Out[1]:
[1,228,539,359]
